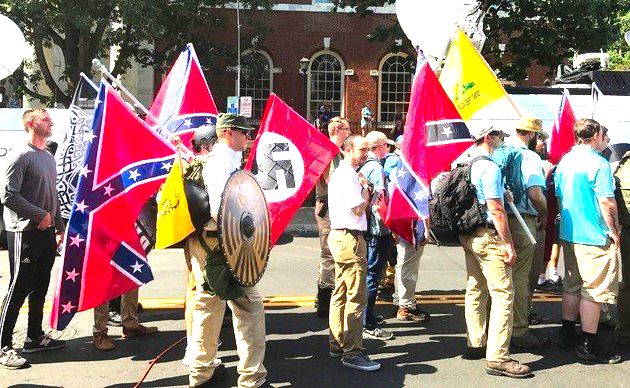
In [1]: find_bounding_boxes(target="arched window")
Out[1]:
[379,53,413,123]
[307,51,344,123]
[239,50,273,121]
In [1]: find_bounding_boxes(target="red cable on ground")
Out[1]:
[134,335,187,388]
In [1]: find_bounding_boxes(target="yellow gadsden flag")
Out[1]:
[440,29,515,121]
[155,158,195,249]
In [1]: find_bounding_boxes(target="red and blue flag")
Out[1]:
[384,61,474,243]
[147,43,219,154]
[50,82,177,330]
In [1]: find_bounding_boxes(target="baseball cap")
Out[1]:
[365,131,395,147]
[515,117,543,132]
[216,113,251,132]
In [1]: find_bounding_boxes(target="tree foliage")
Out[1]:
[0,0,272,107]
[607,10,630,70]
[333,0,630,82]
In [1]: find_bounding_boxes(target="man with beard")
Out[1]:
[491,118,548,349]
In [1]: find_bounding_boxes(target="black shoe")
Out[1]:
[577,336,622,364]
[196,364,228,387]
[462,346,486,360]
[316,287,332,318]
[22,333,66,354]
[558,328,580,349]
[537,278,563,293]
[528,312,544,325]
[107,311,122,327]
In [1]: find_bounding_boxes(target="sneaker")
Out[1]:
[577,336,622,364]
[0,347,28,369]
[462,346,486,360]
[22,333,66,354]
[329,347,343,358]
[92,333,115,351]
[511,331,551,349]
[363,327,394,340]
[537,278,563,293]
[396,307,430,323]
[486,359,532,378]
[107,311,122,327]
[341,352,381,371]
[122,324,158,338]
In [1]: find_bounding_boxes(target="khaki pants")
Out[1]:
[315,200,335,289]
[395,238,425,309]
[460,227,514,362]
[187,236,267,388]
[562,240,619,304]
[93,289,139,335]
[328,229,367,356]
[508,215,536,338]
[617,227,630,340]
[530,228,546,292]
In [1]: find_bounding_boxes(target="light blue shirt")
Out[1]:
[555,145,615,246]
[470,149,504,223]
[359,154,391,236]
[514,145,545,216]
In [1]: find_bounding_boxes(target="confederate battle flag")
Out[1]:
[51,82,177,330]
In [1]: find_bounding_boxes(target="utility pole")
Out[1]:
[236,0,241,98]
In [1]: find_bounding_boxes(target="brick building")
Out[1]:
[157,2,413,131]
[154,2,551,131]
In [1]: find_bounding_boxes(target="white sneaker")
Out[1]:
[0,346,28,369]
[363,327,394,340]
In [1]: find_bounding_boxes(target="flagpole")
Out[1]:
[91,59,160,123]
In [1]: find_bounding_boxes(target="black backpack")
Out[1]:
[429,156,492,235]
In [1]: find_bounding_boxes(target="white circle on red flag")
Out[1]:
[253,132,305,203]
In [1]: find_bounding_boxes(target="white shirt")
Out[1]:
[328,159,367,231]
[202,142,242,230]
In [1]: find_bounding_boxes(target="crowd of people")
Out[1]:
[1,107,630,386]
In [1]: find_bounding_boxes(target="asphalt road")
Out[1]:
[1,231,629,387]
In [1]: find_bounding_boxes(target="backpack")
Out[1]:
[183,158,211,231]
[429,156,492,235]
[491,143,526,205]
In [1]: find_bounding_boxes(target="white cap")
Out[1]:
[365,131,395,147]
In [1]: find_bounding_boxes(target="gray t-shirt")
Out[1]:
[1,142,64,232]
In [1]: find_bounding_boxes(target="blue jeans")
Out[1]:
[363,233,394,329]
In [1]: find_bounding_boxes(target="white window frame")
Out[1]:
[237,49,274,121]
[306,50,345,123]
[378,52,413,123]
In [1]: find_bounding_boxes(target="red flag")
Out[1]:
[549,90,576,165]
[385,62,474,243]
[544,90,576,261]
[245,94,339,247]
[51,83,177,330]
[147,43,219,154]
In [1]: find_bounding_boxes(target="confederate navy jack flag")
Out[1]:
[50,82,177,330]
[384,61,474,243]
[146,43,219,155]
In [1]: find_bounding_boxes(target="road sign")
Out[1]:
[240,96,253,118]
[227,96,239,114]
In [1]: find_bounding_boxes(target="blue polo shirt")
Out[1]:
[555,145,615,246]
[470,149,504,223]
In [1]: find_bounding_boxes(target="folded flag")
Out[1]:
[155,156,195,249]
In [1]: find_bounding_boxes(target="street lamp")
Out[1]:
[299,57,310,119]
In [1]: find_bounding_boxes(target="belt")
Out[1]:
[333,228,364,237]
[203,230,219,238]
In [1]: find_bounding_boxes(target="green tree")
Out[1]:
[332,0,630,82]
[0,0,273,107]
[608,10,630,70]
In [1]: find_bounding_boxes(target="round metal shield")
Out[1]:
[217,170,270,286]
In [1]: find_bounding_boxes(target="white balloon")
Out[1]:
[396,0,478,60]
[0,13,28,81]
